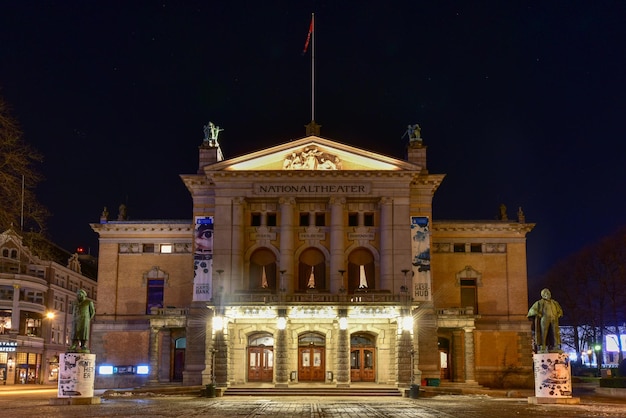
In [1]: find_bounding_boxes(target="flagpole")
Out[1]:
[311,12,315,122]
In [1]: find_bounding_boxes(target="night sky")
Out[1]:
[2,2,625,290]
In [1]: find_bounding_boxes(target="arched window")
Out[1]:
[298,248,326,291]
[298,332,325,346]
[249,332,274,347]
[249,249,277,290]
[348,248,375,292]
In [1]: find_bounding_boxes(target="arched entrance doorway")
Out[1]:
[350,333,376,382]
[298,332,325,381]
[248,333,274,382]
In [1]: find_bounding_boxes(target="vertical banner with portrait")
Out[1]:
[193,216,214,302]
[410,216,432,302]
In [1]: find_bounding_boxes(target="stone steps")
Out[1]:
[224,387,403,397]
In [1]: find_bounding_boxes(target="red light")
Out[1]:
[76,247,85,254]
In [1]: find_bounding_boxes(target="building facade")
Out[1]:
[91,130,535,389]
[0,229,97,385]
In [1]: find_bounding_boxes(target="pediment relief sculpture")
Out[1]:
[282,146,342,170]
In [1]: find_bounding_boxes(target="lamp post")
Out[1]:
[595,343,602,376]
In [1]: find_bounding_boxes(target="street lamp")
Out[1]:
[594,343,602,376]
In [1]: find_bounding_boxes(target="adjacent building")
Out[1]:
[0,229,97,385]
[91,125,535,389]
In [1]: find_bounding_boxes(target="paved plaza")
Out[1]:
[2,386,626,418]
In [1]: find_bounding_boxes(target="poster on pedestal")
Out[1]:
[57,353,96,398]
[533,352,572,398]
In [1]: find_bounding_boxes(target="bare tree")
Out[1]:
[542,226,626,368]
[596,227,626,364]
[0,95,48,232]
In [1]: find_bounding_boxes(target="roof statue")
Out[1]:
[100,206,109,222]
[407,124,422,143]
[117,203,127,221]
[499,204,508,221]
[517,206,526,223]
[203,121,223,147]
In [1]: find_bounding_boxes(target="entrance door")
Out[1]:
[172,337,186,382]
[173,349,185,381]
[248,347,274,382]
[350,333,376,382]
[248,333,274,382]
[298,346,325,381]
[350,348,375,382]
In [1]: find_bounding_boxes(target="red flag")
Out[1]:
[302,15,314,55]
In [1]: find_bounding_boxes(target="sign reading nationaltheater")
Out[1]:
[254,183,370,195]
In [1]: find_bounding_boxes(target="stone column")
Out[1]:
[329,197,345,293]
[148,325,160,385]
[11,284,20,333]
[279,198,296,292]
[183,302,209,386]
[451,329,465,382]
[214,328,228,386]
[336,327,350,387]
[379,198,393,290]
[463,327,477,383]
[230,197,245,292]
[398,330,413,385]
[275,326,289,387]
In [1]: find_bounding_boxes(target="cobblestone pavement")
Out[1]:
[2,392,626,418]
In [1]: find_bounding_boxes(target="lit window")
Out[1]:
[160,244,173,254]
[136,365,150,375]
[99,365,114,375]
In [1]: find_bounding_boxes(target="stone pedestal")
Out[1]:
[57,353,96,398]
[528,352,580,405]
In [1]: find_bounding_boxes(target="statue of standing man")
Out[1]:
[527,288,563,353]
[70,289,95,353]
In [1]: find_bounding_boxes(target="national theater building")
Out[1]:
[90,123,535,389]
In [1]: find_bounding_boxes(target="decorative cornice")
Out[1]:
[433,221,535,235]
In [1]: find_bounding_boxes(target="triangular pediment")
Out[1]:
[208,136,420,172]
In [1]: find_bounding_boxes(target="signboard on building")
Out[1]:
[411,216,432,301]
[193,216,214,302]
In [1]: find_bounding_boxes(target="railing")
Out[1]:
[226,290,407,304]
[436,307,475,316]
[150,307,190,316]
